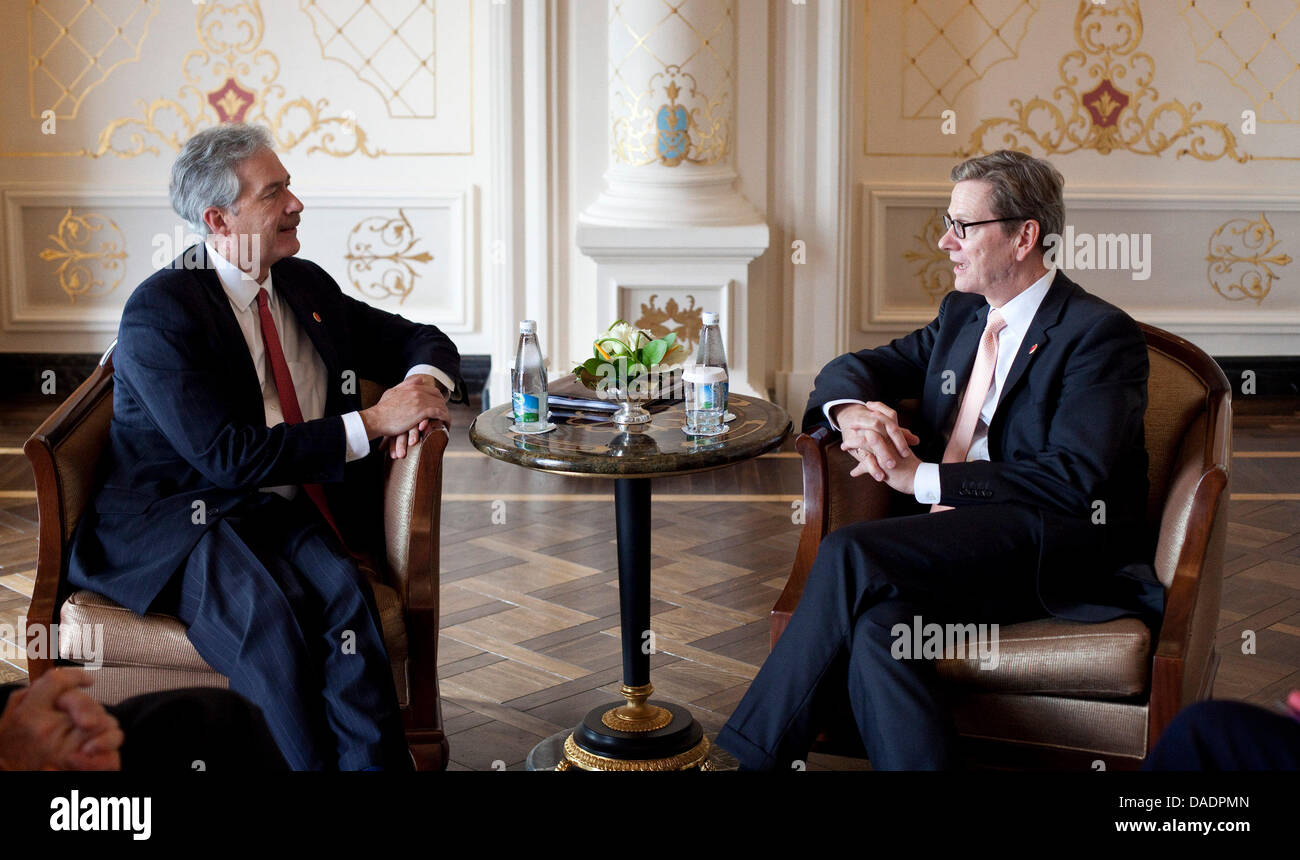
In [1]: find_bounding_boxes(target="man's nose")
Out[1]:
[937,225,959,251]
[286,191,304,214]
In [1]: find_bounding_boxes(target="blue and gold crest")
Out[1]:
[655,81,692,167]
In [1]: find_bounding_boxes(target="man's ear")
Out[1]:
[202,206,229,236]
[1014,219,1041,262]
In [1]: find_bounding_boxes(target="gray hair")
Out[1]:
[950,150,1065,252]
[169,124,275,234]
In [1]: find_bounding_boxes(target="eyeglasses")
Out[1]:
[942,213,1028,240]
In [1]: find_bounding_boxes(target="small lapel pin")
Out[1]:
[1028,343,1038,355]
[312,312,322,323]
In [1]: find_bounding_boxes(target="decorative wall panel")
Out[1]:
[2,0,473,157]
[862,186,1300,334]
[3,190,471,337]
[863,0,1299,161]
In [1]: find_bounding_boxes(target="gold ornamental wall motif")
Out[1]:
[609,0,734,167]
[299,0,437,119]
[342,209,433,304]
[1205,213,1292,304]
[902,0,1041,118]
[634,294,704,351]
[89,0,380,158]
[38,208,128,302]
[28,0,161,119]
[965,0,1250,162]
[1179,0,1300,125]
[902,209,954,303]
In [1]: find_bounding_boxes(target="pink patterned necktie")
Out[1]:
[931,308,1007,513]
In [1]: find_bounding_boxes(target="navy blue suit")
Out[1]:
[718,272,1163,769]
[68,245,462,769]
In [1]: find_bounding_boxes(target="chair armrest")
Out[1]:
[382,422,448,613]
[1149,464,1229,741]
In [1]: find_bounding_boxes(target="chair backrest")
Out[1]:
[23,342,118,661]
[25,343,116,558]
[1139,323,1232,589]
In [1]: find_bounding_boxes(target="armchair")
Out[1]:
[772,322,1232,769]
[23,342,450,770]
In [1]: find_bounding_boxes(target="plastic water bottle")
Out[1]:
[512,320,549,432]
[695,311,734,421]
[683,365,728,436]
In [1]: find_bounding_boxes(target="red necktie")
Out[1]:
[931,308,1007,513]
[255,288,347,547]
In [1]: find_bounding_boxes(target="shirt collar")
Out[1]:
[991,268,1054,340]
[205,241,274,313]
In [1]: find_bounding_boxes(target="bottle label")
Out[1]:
[513,392,540,423]
[695,383,720,411]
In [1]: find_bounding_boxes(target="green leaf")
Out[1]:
[662,331,677,348]
[640,339,668,367]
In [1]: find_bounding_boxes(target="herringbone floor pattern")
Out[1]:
[1,393,1297,770]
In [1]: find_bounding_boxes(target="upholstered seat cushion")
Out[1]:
[935,616,1153,698]
[59,583,410,705]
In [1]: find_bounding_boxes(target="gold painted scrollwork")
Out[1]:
[1205,214,1292,303]
[966,0,1248,162]
[902,210,953,303]
[90,0,379,159]
[38,209,128,302]
[28,0,161,119]
[614,67,729,167]
[635,294,704,351]
[343,209,433,304]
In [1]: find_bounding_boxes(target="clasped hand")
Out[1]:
[361,374,450,459]
[833,402,922,495]
[0,667,123,771]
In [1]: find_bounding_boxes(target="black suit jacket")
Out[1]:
[805,271,1161,622]
[68,245,464,615]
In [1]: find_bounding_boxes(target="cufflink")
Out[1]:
[312,312,322,322]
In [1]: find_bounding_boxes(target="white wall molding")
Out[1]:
[772,0,854,414]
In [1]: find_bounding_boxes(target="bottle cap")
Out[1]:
[702,311,719,326]
[519,320,536,334]
[684,365,726,383]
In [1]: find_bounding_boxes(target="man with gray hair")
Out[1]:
[718,150,1161,769]
[68,123,464,770]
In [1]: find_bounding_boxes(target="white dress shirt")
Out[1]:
[825,269,1055,505]
[206,243,454,496]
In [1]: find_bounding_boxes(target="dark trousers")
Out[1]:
[1143,700,1300,770]
[163,492,409,771]
[0,683,288,770]
[717,504,1047,770]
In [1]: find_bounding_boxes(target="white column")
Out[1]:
[577,0,768,395]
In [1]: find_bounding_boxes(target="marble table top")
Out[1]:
[468,393,792,478]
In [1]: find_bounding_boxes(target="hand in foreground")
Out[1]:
[846,441,922,495]
[361,374,449,458]
[0,668,123,771]
[833,402,919,470]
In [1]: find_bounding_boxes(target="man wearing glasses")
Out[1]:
[717,149,1161,770]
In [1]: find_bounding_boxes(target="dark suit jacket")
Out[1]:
[804,271,1161,622]
[68,245,464,615]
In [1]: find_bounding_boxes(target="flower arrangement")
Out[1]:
[572,320,688,398]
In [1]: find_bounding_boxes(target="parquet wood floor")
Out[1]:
[1,393,1296,770]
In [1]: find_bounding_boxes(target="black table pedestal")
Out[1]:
[555,477,710,771]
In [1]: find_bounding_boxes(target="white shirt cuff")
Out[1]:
[342,411,371,462]
[913,463,941,505]
[407,364,455,395]
[822,399,867,431]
